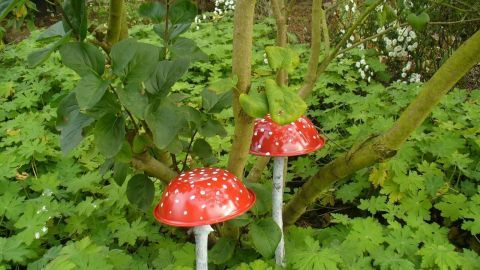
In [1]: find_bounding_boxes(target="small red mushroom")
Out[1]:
[249,115,325,266]
[154,168,255,270]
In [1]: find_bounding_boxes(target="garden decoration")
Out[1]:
[250,115,325,265]
[154,168,256,270]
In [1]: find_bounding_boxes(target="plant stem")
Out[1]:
[193,225,214,270]
[337,23,402,55]
[298,0,383,98]
[182,130,197,171]
[164,0,170,57]
[272,156,285,266]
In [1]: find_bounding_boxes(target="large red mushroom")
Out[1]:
[154,167,255,270]
[250,115,325,265]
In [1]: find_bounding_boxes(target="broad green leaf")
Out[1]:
[145,102,187,149]
[192,139,213,159]
[265,46,300,72]
[170,37,208,62]
[110,39,137,75]
[56,93,94,154]
[170,0,197,24]
[74,74,110,110]
[116,141,132,163]
[117,83,148,119]
[154,23,191,42]
[62,0,88,41]
[239,92,269,119]
[126,174,155,211]
[84,91,121,119]
[113,162,128,186]
[198,118,227,137]
[37,21,66,41]
[138,2,166,22]
[28,33,72,67]
[209,76,238,92]
[59,42,105,76]
[145,59,190,95]
[132,133,151,154]
[209,237,236,264]
[265,79,307,125]
[407,12,430,32]
[93,113,126,158]
[201,89,233,113]
[249,218,282,258]
[110,39,160,83]
[246,183,271,215]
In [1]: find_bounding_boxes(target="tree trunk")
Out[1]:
[283,29,480,225]
[107,0,125,46]
[227,0,257,178]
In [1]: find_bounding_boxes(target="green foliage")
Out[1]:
[264,46,299,73]
[406,12,430,32]
[1,5,479,269]
[126,174,155,211]
[249,218,282,258]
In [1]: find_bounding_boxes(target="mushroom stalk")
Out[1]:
[272,156,286,266]
[193,225,214,270]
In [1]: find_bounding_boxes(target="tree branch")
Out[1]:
[298,0,384,98]
[297,0,323,100]
[131,152,178,184]
[246,156,271,183]
[271,0,288,85]
[283,29,480,226]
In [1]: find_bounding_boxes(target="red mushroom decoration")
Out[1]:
[154,168,255,270]
[250,115,325,265]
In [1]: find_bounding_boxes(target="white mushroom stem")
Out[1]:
[193,225,214,270]
[273,156,286,266]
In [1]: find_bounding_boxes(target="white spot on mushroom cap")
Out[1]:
[190,195,196,200]
[201,204,206,209]
[183,210,188,215]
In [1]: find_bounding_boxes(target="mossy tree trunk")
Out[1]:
[107,0,128,46]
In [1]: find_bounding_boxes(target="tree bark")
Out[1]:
[107,0,124,46]
[227,0,257,178]
[271,0,288,85]
[131,153,178,184]
[283,29,480,226]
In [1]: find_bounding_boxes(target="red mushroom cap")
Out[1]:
[250,115,325,157]
[154,168,256,227]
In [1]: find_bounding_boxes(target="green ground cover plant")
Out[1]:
[0,0,479,269]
